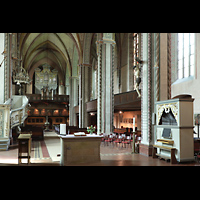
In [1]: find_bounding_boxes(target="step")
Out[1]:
[0,139,9,151]
[0,147,8,151]
[0,139,9,142]
[0,141,9,144]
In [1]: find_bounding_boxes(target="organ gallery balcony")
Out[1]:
[26,94,69,103]
[84,90,141,114]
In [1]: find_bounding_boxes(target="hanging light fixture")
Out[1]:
[13,65,31,85]
[13,59,31,85]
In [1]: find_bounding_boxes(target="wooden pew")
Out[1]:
[152,144,177,164]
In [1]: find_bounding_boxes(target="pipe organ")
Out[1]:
[154,95,194,163]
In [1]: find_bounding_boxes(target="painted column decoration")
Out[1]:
[167,33,172,100]
[0,33,5,104]
[147,33,152,142]
[4,33,9,103]
[141,33,152,144]
[154,33,160,102]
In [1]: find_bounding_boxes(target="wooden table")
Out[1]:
[18,134,32,164]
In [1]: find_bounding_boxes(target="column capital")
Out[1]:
[103,33,115,40]
[103,33,116,45]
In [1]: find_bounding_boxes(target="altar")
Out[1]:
[59,134,103,165]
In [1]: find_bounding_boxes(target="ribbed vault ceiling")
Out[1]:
[19,33,83,85]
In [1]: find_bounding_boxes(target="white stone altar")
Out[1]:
[59,134,103,165]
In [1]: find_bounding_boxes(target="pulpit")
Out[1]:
[154,95,194,163]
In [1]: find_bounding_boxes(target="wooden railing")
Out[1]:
[85,90,141,113]
[26,94,69,103]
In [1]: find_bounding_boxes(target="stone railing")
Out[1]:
[10,95,29,129]
[0,101,11,139]
[0,95,29,150]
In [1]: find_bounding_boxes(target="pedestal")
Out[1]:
[139,143,153,157]
[59,134,102,165]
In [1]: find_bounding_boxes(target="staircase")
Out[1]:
[0,95,29,150]
[0,139,9,150]
[10,95,29,129]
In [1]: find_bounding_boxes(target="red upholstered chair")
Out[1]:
[103,135,108,146]
[197,152,200,163]
[122,136,131,148]
[101,137,105,146]
[99,133,105,146]
[104,134,114,146]
[113,135,122,148]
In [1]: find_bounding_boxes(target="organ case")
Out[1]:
[155,95,194,162]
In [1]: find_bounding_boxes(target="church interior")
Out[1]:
[0,33,199,166]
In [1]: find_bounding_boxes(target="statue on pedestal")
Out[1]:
[133,57,142,98]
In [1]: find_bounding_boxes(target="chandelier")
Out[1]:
[13,65,31,85]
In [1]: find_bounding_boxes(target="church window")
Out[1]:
[177,33,195,79]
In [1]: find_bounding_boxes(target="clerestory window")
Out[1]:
[177,33,195,79]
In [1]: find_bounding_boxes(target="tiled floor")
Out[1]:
[0,133,199,166]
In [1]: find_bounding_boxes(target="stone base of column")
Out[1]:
[139,143,153,157]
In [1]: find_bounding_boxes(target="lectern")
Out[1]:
[18,133,32,164]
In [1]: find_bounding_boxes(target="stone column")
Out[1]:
[127,33,134,92]
[96,33,116,135]
[79,63,91,128]
[139,33,153,156]
[139,33,172,157]
[4,33,12,102]
[0,33,5,104]
[160,33,171,101]
[69,76,78,126]
[65,84,70,95]
[58,81,65,95]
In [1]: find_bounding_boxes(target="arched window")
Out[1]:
[177,33,195,79]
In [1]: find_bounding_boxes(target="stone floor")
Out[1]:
[0,132,199,166]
